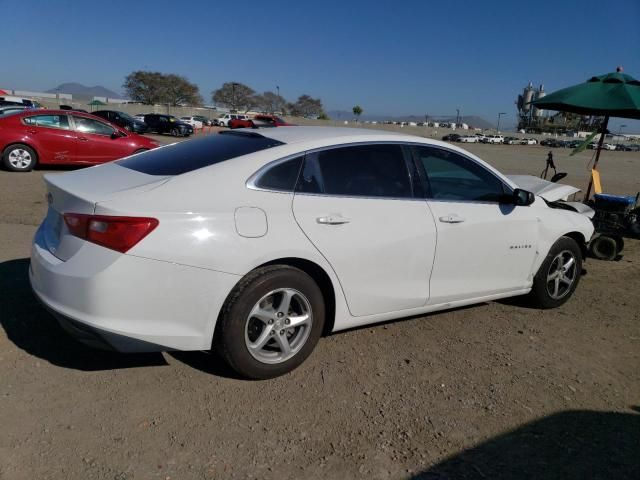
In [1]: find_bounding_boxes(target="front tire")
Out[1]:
[3,144,37,172]
[527,236,582,308]
[215,265,325,379]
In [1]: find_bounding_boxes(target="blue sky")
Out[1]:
[3,0,639,130]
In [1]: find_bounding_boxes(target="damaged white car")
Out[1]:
[508,175,595,218]
[30,128,595,378]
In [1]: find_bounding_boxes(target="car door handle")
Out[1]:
[77,136,88,141]
[316,215,350,225]
[27,129,37,134]
[439,214,465,223]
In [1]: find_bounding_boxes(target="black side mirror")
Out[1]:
[512,188,535,206]
[110,131,121,139]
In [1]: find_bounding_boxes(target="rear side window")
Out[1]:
[23,114,69,129]
[254,157,303,191]
[118,132,284,175]
[297,144,413,198]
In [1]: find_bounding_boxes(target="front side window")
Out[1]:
[297,144,413,198]
[23,114,69,129]
[73,116,115,136]
[414,146,507,202]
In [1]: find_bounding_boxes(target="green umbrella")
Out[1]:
[87,99,107,112]
[531,68,640,199]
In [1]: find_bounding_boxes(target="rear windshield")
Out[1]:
[117,132,284,175]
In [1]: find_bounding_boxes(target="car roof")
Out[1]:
[251,126,407,145]
[16,109,99,117]
[9,109,126,129]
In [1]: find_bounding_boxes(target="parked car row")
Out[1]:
[538,138,639,151]
[228,115,293,129]
[443,134,505,144]
[125,113,195,137]
[92,110,148,133]
[215,113,250,127]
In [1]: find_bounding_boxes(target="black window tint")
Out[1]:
[297,144,412,198]
[298,154,324,194]
[415,146,507,202]
[255,157,303,191]
[118,131,285,175]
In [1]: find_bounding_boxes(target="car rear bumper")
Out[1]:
[29,225,241,352]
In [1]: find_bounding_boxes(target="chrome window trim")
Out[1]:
[246,140,513,205]
[247,140,419,197]
[291,191,427,202]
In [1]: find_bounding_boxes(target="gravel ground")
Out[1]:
[1,136,639,479]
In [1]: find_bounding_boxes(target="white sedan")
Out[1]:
[458,135,478,143]
[30,127,594,379]
[180,116,204,129]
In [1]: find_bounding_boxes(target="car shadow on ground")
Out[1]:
[0,258,167,371]
[411,409,640,479]
[167,351,246,381]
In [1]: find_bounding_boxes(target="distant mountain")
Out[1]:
[46,83,123,99]
[326,110,495,130]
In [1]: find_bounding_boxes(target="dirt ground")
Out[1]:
[1,135,639,480]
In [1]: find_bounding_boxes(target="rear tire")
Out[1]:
[214,265,325,379]
[526,236,582,309]
[3,144,37,172]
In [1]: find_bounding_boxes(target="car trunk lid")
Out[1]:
[42,163,170,261]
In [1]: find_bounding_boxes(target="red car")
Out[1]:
[228,114,293,129]
[0,109,160,172]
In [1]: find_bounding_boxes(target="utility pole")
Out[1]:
[231,82,239,112]
[276,85,280,113]
[497,112,506,133]
[617,124,627,146]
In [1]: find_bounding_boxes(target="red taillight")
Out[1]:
[63,214,159,253]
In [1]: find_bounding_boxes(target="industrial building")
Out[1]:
[516,81,603,134]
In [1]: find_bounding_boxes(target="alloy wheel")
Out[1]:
[546,250,578,300]
[244,288,313,364]
[8,149,32,169]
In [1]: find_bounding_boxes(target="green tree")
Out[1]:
[123,71,203,106]
[163,74,203,106]
[289,95,325,118]
[211,82,256,112]
[352,105,363,121]
[255,91,286,113]
[123,71,166,105]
